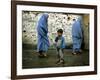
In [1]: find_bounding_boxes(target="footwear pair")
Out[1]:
[72,51,81,55]
[38,53,47,58]
[56,59,65,64]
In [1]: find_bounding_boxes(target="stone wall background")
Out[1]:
[83,15,89,49]
[22,11,89,49]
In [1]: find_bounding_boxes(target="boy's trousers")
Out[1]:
[56,48,64,60]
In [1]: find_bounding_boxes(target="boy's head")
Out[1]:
[57,29,63,36]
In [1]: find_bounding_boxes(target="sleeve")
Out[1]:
[37,26,46,37]
[61,37,65,49]
[55,37,58,42]
[78,24,83,38]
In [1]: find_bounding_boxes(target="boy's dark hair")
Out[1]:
[57,29,63,34]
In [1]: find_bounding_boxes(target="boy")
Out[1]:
[55,29,66,64]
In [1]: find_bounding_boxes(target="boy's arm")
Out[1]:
[55,37,58,42]
[54,37,58,47]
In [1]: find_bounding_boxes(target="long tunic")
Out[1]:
[72,19,83,52]
[37,14,50,52]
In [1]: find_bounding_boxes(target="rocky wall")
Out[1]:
[22,11,89,49]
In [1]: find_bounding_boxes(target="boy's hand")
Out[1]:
[54,42,57,47]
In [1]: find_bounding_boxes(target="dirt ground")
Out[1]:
[22,45,89,69]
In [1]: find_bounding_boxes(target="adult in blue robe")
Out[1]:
[72,18,83,54]
[37,14,50,56]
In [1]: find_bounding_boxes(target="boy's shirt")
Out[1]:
[55,36,65,49]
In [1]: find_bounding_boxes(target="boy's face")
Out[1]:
[57,32,62,36]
